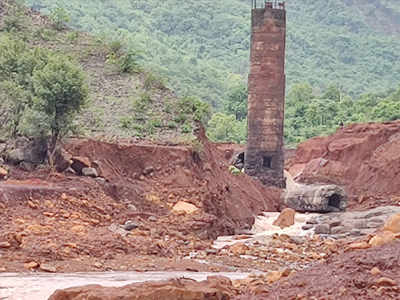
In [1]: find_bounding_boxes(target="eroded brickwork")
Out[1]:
[245,3,286,188]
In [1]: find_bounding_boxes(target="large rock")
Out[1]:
[383,213,400,234]
[172,201,199,214]
[71,156,91,174]
[6,138,47,165]
[284,184,347,213]
[54,148,73,172]
[272,208,296,229]
[48,276,234,300]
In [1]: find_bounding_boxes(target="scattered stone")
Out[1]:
[229,242,249,256]
[349,229,362,237]
[315,224,330,234]
[82,167,98,178]
[0,241,11,248]
[331,226,347,235]
[0,167,8,180]
[301,224,313,230]
[40,263,57,273]
[327,219,341,228]
[19,161,35,172]
[172,201,199,215]
[7,148,25,165]
[370,267,381,276]
[375,277,397,287]
[148,216,157,222]
[272,208,296,229]
[267,271,283,283]
[24,261,39,270]
[354,220,368,229]
[123,221,139,231]
[383,213,400,234]
[54,148,72,172]
[143,166,154,175]
[71,156,91,174]
[369,231,396,247]
[306,218,319,225]
[348,241,370,250]
[127,204,137,211]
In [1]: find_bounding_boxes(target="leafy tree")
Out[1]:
[207,113,246,143]
[224,83,247,121]
[32,54,88,157]
[49,7,70,31]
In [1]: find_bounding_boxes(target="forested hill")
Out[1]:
[25,0,400,106]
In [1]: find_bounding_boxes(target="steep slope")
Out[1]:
[0,0,208,140]
[25,0,400,104]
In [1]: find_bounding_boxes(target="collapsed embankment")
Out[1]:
[0,132,280,272]
[287,121,400,209]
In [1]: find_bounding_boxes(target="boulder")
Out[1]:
[82,167,98,178]
[54,148,72,172]
[48,276,234,300]
[172,201,199,214]
[71,156,91,174]
[315,224,330,234]
[284,184,347,213]
[6,138,47,165]
[383,213,400,234]
[369,231,396,247]
[272,208,296,229]
[0,167,8,180]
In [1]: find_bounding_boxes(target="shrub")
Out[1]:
[118,50,141,73]
[50,7,70,31]
[143,72,166,91]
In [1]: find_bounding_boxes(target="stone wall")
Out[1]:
[245,5,286,188]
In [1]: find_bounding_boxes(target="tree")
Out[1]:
[32,54,88,159]
[224,83,247,121]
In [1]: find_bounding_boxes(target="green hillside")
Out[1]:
[17,0,400,145]
[25,0,400,103]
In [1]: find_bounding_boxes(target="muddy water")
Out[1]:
[0,271,252,300]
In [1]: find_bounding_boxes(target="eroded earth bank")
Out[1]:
[1,122,400,299]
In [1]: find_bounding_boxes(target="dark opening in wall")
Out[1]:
[263,156,272,168]
[328,194,341,209]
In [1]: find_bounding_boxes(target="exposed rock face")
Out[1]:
[6,138,47,165]
[49,276,235,300]
[287,121,400,209]
[284,184,347,213]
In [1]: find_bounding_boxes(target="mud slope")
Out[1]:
[287,121,400,209]
[0,133,280,272]
[237,241,400,300]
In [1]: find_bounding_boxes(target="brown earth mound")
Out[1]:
[236,241,400,300]
[0,132,280,272]
[287,121,400,209]
[49,276,237,300]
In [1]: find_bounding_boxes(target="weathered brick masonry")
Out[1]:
[245,1,286,188]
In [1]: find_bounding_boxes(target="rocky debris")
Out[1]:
[24,261,39,270]
[70,156,91,174]
[172,201,199,214]
[369,231,396,247]
[123,220,139,231]
[5,138,47,165]
[272,208,295,229]
[284,184,347,213]
[49,276,236,300]
[54,148,72,172]
[383,213,400,233]
[237,241,400,299]
[0,166,8,179]
[82,167,98,178]
[40,263,57,273]
[301,206,400,239]
[287,121,400,209]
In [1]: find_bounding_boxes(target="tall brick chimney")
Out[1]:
[245,1,286,188]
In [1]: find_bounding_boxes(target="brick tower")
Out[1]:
[244,0,286,188]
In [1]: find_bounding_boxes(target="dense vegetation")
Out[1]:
[17,0,400,145]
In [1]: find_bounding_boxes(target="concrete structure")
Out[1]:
[245,0,286,188]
